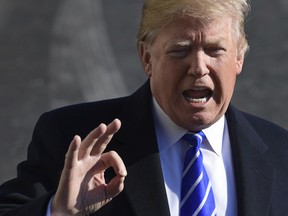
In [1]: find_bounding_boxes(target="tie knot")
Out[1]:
[182,131,206,148]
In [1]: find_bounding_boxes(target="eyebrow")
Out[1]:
[175,40,191,46]
[166,40,192,47]
[204,36,226,45]
[203,35,227,44]
[166,36,226,48]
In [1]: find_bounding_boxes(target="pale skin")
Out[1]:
[51,119,127,216]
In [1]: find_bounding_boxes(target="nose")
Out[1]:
[187,50,209,77]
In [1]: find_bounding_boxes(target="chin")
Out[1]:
[182,112,218,131]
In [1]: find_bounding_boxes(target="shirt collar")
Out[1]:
[152,97,225,157]
[202,115,225,157]
[152,98,186,152]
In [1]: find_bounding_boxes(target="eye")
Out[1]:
[205,46,226,57]
[167,46,190,58]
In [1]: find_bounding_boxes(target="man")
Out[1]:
[0,0,288,215]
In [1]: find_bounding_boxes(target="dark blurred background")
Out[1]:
[0,0,287,183]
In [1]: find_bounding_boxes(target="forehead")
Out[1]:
[154,16,233,45]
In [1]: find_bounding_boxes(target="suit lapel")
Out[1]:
[226,106,274,216]
[108,81,170,216]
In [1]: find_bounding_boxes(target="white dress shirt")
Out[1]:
[152,98,238,216]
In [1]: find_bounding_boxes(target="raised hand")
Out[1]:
[51,119,127,216]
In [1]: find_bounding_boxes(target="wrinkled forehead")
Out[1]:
[154,16,234,43]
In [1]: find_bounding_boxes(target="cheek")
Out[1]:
[152,59,182,83]
[151,64,184,101]
[211,64,238,100]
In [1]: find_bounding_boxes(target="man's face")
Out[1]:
[139,17,244,131]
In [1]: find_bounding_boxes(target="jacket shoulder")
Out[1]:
[37,97,128,130]
[49,96,128,119]
[241,111,288,140]
[227,105,288,156]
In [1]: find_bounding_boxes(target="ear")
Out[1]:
[138,41,152,77]
[236,53,244,75]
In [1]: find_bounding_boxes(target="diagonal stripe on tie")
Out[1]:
[180,131,217,216]
[180,172,203,207]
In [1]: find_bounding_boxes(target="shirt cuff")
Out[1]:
[46,195,55,216]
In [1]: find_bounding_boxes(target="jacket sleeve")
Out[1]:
[0,111,70,216]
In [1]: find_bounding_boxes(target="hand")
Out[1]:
[51,119,127,216]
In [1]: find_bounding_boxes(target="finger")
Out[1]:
[105,175,126,200]
[64,135,81,169]
[91,119,121,156]
[78,123,107,159]
[101,151,126,200]
[96,151,127,177]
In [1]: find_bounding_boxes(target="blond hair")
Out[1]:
[137,0,250,56]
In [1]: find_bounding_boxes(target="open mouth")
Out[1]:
[183,88,213,103]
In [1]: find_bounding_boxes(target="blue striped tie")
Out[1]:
[180,131,216,216]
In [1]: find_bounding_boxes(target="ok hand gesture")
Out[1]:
[51,119,127,216]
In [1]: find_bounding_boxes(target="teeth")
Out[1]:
[185,96,209,103]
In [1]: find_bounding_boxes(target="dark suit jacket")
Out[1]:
[0,81,288,216]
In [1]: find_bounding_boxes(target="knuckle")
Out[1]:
[108,150,118,158]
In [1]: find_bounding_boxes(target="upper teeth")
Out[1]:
[185,96,209,103]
